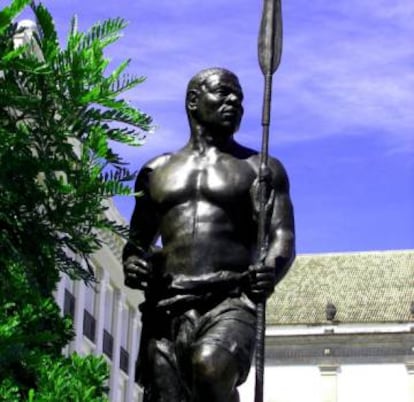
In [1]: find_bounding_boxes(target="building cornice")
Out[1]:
[265,331,414,366]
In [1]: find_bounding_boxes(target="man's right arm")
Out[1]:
[122,155,170,289]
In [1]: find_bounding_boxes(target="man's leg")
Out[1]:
[189,296,256,402]
[145,338,187,402]
[191,343,240,402]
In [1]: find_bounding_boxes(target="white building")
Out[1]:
[240,249,414,402]
[54,200,145,402]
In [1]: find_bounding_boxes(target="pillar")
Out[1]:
[319,364,339,402]
[125,309,141,401]
[406,362,414,402]
[109,290,125,401]
[70,279,86,353]
[94,268,109,355]
[54,273,67,312]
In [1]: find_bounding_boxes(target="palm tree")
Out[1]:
[0,1,151,399]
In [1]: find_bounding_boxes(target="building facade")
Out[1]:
[240,250,414,402]
[54,200,145,402]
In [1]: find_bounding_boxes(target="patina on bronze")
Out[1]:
[123,66,295,401]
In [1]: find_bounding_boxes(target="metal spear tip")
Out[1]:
[258,0,283,75]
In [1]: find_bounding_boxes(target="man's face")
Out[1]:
[193,72,244,133]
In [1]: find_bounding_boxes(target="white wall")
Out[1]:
[239,366,321,402]
[338,364,410,402]
[239,363,411,402]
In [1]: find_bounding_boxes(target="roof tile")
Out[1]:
[267,250,414,325]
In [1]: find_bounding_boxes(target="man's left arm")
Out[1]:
[264,157,295,285]
[250,158,295,298]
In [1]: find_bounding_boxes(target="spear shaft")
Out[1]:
[255,1,283,402]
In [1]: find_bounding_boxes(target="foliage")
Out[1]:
[29,354,109,402]
[0,0,151,399]
[1,354,109,402]
[0,0,151,282]
[0,261,74,399]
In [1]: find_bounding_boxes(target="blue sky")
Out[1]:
[19,0,413,254]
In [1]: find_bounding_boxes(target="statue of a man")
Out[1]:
[123,67,295,402]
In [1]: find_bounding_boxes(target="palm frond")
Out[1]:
[107,73,146,97]
[31,2,58,60]
[101,167,135,183]
[1,43,26,62]
[78,17,127,50]
[0,0,31,35]
[98,179,132,196]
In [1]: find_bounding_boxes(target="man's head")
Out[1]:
[186,68,244,134]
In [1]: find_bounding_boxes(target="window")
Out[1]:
[82,283,97,342]
[83,309,96,342]
[63,289,75,318]
[120,346,129,374]
[103,329,113,359]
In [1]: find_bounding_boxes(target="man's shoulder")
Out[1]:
[142,153,173,171]
[245,152,286,173]
[135,153,173,190]
[246,153,290,191]
[268,155,288,174]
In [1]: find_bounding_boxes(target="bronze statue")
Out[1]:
[123,67,295,402]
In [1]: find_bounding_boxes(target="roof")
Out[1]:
[267,250,414,326]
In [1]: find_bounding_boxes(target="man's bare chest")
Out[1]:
[149,154,256,206]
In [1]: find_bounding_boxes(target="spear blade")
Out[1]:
[258,0,283,75]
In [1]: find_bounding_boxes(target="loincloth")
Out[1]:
[136,272,256,389]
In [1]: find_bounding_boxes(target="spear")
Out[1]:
[255,1,283,402]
